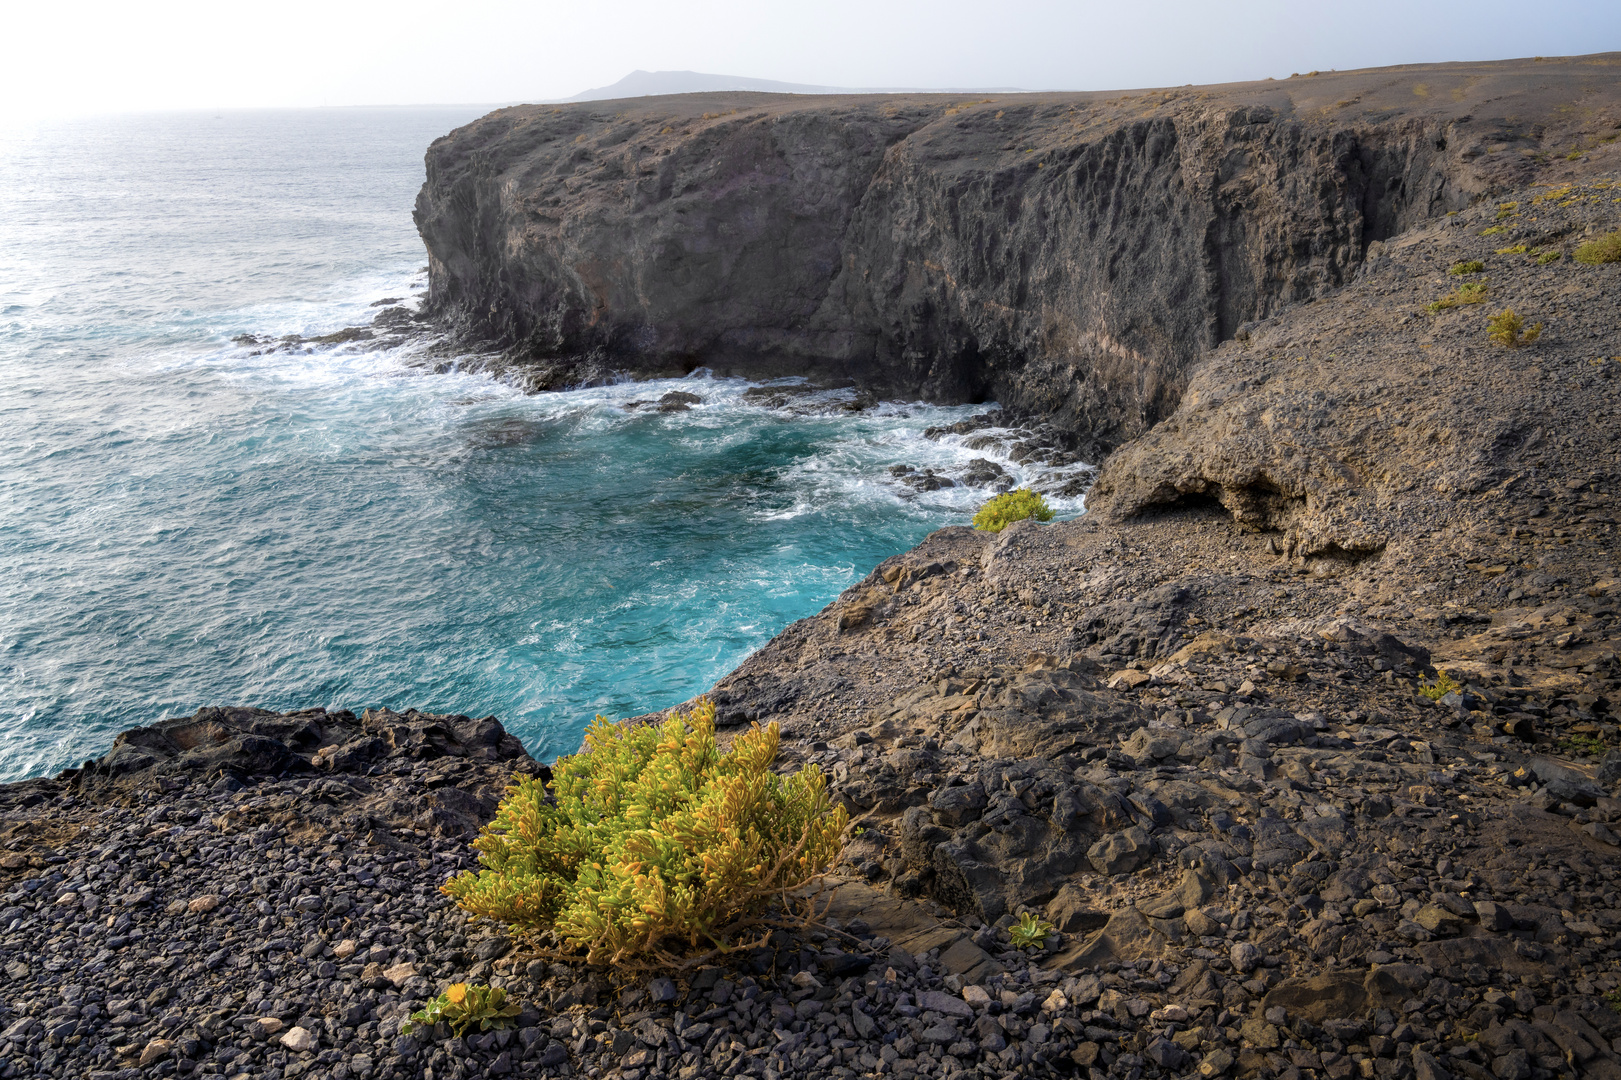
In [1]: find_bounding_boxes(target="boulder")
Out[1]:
[1088,826,1153,875]
[657,391,703,411]
[1055,907,1166,969]
[929,783,988,826]
[1414,905,1466,937]
[1136,868,1215,919]
[916,990,974,1020]
[1045,884,1111,934]
[1109,670,1153,691]
[1262,972,1369,1022]
[1122,727,1181,762]
[1362,963,1429,1009]
[1528,757,1604,806]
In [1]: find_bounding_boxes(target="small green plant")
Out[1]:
[1426,281,1488,312]
[1419,673,1462,702]
[1496,202,1519,220]
[1481,225,1508,236]
[1566,150,1584,161]
[1537,250,1561,265]
[1449,260,1485,275]
[1487,308,1543,348]
[1574,231,1621,265]
[1606,989,1621,1015]
[403,983,521,1038]
[442,699,848,964]
[1558,733,1607,757]
[1009,912,1056,950]
[972,488,1055,532]
[1495,244,1528,255]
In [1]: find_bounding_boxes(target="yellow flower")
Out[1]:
[445,984,468,1005]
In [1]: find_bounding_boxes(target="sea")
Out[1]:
[0,107,1088,782]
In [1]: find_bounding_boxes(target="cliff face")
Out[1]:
[416,55,1619,455]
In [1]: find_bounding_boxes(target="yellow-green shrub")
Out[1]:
[1448,260,1485,275]
[1487,308,1542,348]
[1426,281,1487,312]
[442,700,848,964]
[1574,231,1621,265]
[1419,673,1462,701]
[972,488,1054,532]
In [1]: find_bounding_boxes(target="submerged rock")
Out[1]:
[656,390,703,411]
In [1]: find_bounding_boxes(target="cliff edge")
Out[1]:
[415,53,1621,456]
[3,54,1621,1080]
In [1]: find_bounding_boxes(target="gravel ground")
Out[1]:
[5,687,1621,1080]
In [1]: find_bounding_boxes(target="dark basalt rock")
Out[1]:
[47,706,540,841]
[656,390,703,411]
[413,57,1616,458]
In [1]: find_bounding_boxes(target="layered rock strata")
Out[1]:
[415,54,1621,456]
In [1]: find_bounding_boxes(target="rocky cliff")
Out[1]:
[415,53,1620,456]
[5,54,1621,1080]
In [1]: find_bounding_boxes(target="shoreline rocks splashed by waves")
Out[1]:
[0,102,1097,789]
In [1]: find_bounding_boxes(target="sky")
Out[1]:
[5,0,1620,119]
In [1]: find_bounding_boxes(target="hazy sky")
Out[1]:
[7,0,1620,119]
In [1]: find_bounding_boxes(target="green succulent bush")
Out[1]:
[1426,281,1487,312]
[403,983,520,1038]
[1559,733,1607,758]
[972,488,1054,532]
[1448,259,1485,275]
[1487,308,1542,348]
[1419,672,1462,702]
[1009,912,1055,950]
[1574,231,1621,265]
[442,699,848,964]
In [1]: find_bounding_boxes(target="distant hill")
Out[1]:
[562,70,1022,102]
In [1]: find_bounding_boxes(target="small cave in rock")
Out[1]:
[1140,491,1230,519]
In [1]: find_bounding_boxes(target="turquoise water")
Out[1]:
[0,108,1086,781]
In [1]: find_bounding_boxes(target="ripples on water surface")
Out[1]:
[0,108,1087,780]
